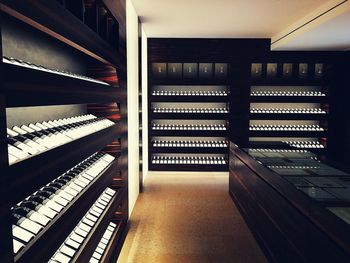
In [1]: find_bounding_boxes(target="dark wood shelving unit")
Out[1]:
[148,40,234,171]
[0,0,128,262]
[15,161,118,263]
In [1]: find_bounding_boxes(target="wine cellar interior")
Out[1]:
[1,1,350,262]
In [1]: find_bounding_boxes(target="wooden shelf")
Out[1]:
[151,113,228,120]
[150,130,227,137]
[0,0,119,66]
[250,96,328,103]
[149,164,228,171]
[2,125,119,207]
[250,113,328,120]
[151,147,228,154]
[249,130,327,137]
[69,188,126,263]
[14,161,118,263]
[247,141,327,155]
[1,62,121,107]
[98,220,127,263]
[150,95,228,102]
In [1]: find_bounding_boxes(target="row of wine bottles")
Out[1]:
[7,114,115,165]
[153,108,228,113]
[49,188,116,263]
[89,221,119,263]
[152,124,227,131]
[153,140,228,148]
[250,108,326,114]
[152,155,227,165]
[250,91,326,97]
[283,141,325,149]
[3,56,109,86]
[12,152,115,254]
[152,90,228,96]
[249,124,324,131]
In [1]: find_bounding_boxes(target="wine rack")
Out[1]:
[149,62,229,171]
[0,1,127,262]
[248,62,329,154]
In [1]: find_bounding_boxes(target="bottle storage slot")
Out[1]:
[151,137,228,154]
[49,188,118,262]
[250,86,328,103]
[282,140,325,149]
[249,124,324,131]
[250,103,327,115]
[12,152,115,255]
[152,123,227,131]
[250,108,326,114]
[6,114,115,165]
[152,155,227,165]
[3,57,110,86]
[153,139,228,148]
[153,107,228,114]
[89,221,121,263]
[152,90,228,96]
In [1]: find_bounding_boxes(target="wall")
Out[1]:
[141,27,148,181]
[126,0,140,215]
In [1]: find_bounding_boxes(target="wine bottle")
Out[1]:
[12,126,48,150]
[7,135,38,156]
[28,195,63,213]
[20,200,57,219]
[12,206,50,226]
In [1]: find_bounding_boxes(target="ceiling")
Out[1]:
[131,0,350,50]
[274,9,350,50]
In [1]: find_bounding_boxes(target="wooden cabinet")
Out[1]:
[0,0,127,262]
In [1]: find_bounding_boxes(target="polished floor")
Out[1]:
[117,172,268,263]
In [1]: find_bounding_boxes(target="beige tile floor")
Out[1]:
[117,172,268,263]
